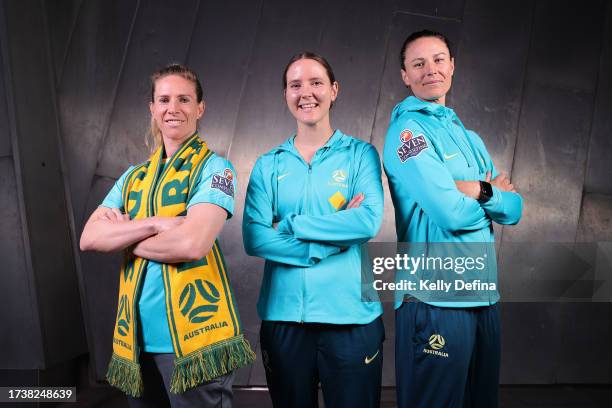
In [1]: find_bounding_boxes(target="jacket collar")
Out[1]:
[272,129,350,154]
[392,96,456,121]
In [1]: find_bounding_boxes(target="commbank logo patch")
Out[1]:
[179,279,221,324]
[328,191,346,210]
[397,129,428,162]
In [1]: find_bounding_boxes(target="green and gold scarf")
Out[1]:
[106,133,255,396]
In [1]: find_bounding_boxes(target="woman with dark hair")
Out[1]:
[243,52,385,408]
[80,63,254,407]
[384,30,523,407]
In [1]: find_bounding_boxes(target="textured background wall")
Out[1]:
[1,0,611,387]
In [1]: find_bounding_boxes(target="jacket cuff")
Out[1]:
[480,185,502,212]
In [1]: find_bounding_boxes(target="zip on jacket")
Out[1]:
[383,96,523,308]
[243,130,384,324]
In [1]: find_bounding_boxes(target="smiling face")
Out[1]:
[401,36,454,105]
[149,74,204,146]
[284,58,338,128]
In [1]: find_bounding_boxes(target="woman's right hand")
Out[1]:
[489,171,516,193]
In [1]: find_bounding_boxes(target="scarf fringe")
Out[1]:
[170,334,256,394]
[106,353,144,397]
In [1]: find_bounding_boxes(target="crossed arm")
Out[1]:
[455,171,522,226]
[80,203,227,263]
[242,159,342,267]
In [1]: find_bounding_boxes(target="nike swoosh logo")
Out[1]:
[364,349,380,364]
[444,152,459,160]
[277,173,290,181]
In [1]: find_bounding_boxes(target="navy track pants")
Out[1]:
[395,302,500,408]
[260,317,384,408]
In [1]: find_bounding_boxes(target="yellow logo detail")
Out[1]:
[365,349,380,364]
[429,334,446,350]
[328,191,346,210]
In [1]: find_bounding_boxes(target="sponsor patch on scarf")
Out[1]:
[397,129,428,162]
[211,168,235,197]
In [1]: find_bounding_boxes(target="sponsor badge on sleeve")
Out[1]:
[397,129,428,162]
[211,168,235,197]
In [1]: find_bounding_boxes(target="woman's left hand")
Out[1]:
[346,193,365,209]
[455,171,517,199]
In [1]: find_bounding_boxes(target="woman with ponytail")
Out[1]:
[80,63,255,407]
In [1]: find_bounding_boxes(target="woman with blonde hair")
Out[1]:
[81,63,254,407]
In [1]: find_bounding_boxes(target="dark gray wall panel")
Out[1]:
[498,1,605,384]
[317,0,395,141]
[577,193,612,243]
[557,303,612,383]
[585,4,612,195]
[58,0,138,230]
[4,0,86,367]
[248,342,267,386]
[503,1,603,243]
[371,13,462,242]
[499,303,564,383]
[0,158,44,369]
[527,5,604,93]
[394,0,465,20]
[0,41,10,158]
[186,0,262,157]
[570,193,612,382]
[452,0,531,178]
[44,0,82,82]
[80,176,123,380]
[96,0,199,179]
[503,87,596,243]
[225,0,328,385]
[496,75,598,315]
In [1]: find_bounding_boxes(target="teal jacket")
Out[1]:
[383,96,523,308]
[243,130,384,324]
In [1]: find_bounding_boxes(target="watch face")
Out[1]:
[483,182,493,197]
[479,181,493,203]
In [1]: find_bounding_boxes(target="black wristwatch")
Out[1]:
[478,181,493,203]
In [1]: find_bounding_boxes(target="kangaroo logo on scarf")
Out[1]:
[211,168,234,197]
[397,129,428,162]
[179,279,221,323]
